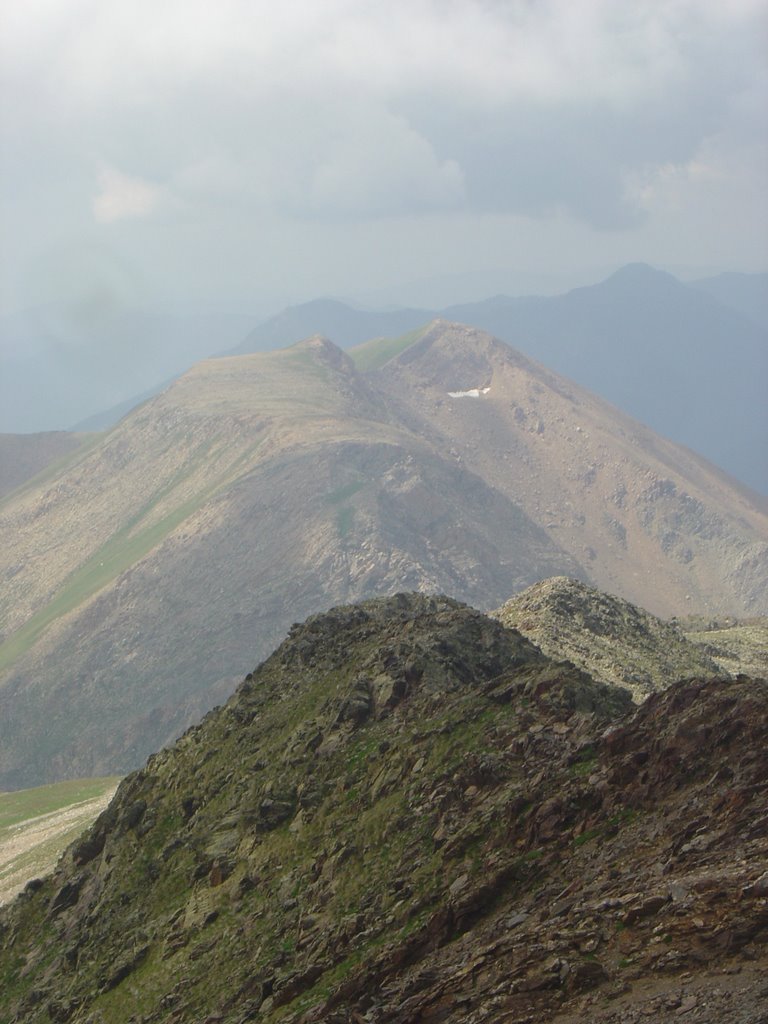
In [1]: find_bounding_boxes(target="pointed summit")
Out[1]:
[291,332,348,361]
[599,261,679,289]
[370,319,533,392]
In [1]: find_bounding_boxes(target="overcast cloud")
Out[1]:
[1,0,766,319]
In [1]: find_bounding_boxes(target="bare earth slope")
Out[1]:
[372,321,768,618]
[1,323,766,788]
[0,334,576,788]
[493,577,725,702]
[1,596,765,1024]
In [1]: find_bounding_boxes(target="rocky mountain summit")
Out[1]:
[1,594,766,1024]
[493,577,724,703]
[2,322,767,789]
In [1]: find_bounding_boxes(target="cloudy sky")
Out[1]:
[1,0,766,319]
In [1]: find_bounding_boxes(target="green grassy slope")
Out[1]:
[0,777,121,905]
[348,325,429,371]
[0,337,369,679]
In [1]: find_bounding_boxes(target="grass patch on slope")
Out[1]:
[0,777,120,829]
[348,325,429,372]
[0,495,205,674]
[336,506,355,538]
[0,436,265,676]
[0,777,121,905]
[325,479,365,505]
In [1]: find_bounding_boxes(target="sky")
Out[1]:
[1,0,767,321]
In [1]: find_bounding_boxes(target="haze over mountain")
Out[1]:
[2,265,765,497]
[228,300,429,357]
[0,307,256,434]
[3,5,764,1016]
[0,432,88,500]
[690,270,768,331]
[441,264,768,494]
[1,322,766,790]
[2,594,766,1024]
[6,3,766,329]
[232,265,768,494]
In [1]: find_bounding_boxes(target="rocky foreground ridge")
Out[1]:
[1,595,766,1023]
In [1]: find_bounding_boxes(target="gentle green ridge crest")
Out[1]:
[349,324,430,371]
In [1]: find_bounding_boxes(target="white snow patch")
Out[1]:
[447,387,490,398]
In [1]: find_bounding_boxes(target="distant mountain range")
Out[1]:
[441,265,768,494]
[1,321,766,789]
[233,265,768,494]
[228,299,429,354]
[0,307,256,434]
[691,270,768,330]
[1,265,765,493]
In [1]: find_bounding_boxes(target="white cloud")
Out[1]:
[307,109,465,217]
[1,0,766,314]
[92,166,164,224]
[626,155,722,212]
[5,1,764,113]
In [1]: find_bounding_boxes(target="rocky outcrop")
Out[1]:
[493,577,725,701]
[1,594,765,1023]
[682,617,768,681]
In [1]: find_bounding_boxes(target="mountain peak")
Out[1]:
[599,262,681,293]
[290,333,356,373]
[1,308,767,792]
[375,319,522,389]
[154,334,367,421]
